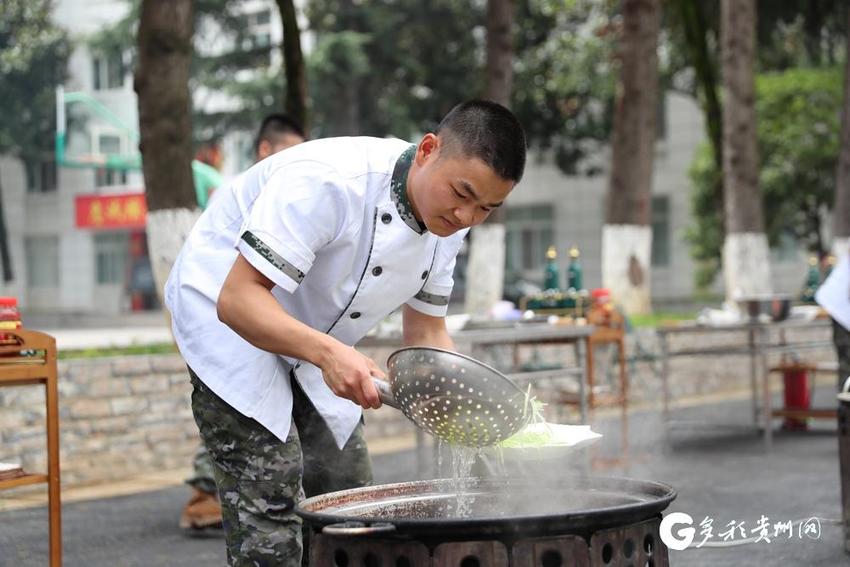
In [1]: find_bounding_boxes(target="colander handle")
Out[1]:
[372,378,400,409]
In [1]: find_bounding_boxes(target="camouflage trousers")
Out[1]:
[836,318,850,391]
[187,444,217,495]
[189,368,373,567]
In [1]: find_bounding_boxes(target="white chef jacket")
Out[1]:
[165,137,467,449]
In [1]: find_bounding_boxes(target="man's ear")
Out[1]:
[256,140,271,161]
[415,133,440,166]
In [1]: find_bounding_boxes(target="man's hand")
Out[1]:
[318,343,386,410]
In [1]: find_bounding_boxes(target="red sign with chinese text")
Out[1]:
[75,193,148,229]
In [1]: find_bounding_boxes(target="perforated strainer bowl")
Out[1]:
[373,347,531,447]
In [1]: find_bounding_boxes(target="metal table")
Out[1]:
[657,318,833,450]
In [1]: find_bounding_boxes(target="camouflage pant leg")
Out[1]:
[835,318,850,391]
[186,443,218,495]
[190,369,305,567]
[291,378,373,498]
[290,377,373,566]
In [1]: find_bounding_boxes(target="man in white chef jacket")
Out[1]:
[165,100,527,565]
[180,113,307,533]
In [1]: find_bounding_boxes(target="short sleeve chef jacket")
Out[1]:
[165,137,468,448]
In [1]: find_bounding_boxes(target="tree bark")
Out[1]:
[834,5,850,259]
[276,0,308,131]
[134,0,195,213]
[602,0,661,315]
[485,0,514,108]
[465,0,515,315]
[134,0,198,307]
[721,0,771,298]
[721,0,763,235]
[0,175,13,282]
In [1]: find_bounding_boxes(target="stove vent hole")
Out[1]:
[363,553,382,567]
[460,556,481,567]
[395,558,412,567]
[601,543,614,564]
[623,539,635,558]
[333,549,349,567]
[540,549,562,567]
[643,534,654,555]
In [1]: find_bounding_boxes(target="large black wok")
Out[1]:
[297,475,676,540]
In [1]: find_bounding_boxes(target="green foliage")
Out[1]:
[685,66,843,288]
[0,0,70,159]
[513,0,617,175]
[758,67,841,254]
[306,0,485,139]
[305,0,619,172]
[684,142,723,289]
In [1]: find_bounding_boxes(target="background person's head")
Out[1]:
[407,100,527,237]
[253,113,306,161]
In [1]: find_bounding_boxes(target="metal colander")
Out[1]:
[373,347,531,447]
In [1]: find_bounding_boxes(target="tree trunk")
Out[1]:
[0,174,13,282]
[602,0,661,316]
[465,0,514,316]
[834,6,850,261]
[276,0,308,131]
[484,0,514,107]
[134,0,199,306]
[720,0,771,299]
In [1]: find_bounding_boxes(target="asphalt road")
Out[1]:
[2,389,847,566]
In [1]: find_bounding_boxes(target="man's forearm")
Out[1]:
[217,279,335,368]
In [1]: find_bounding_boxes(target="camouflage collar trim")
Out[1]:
[390,145,427,234]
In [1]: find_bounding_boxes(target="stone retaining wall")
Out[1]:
[0,324,836,488]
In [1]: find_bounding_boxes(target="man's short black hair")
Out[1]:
[253,113,306,154]
[435,100,526,182]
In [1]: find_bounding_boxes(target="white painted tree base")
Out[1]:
[722,232,772,300]
[146,207,202,306]
[832,237,850,262]
[601,224,652,315]
[464,224,506,316]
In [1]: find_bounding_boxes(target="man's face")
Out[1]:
[255,132,305,161]
[407,134,515,237]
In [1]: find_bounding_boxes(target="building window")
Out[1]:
[651,195,670,267]
[505,205,555,273]
[25,157,57,193]
[98,133,123,156]
[25,236,59,288]
[92,51,124,90]
[95,168,129,188]
[94,232,129,285]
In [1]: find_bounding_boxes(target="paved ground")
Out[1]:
[1,387,847,566]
